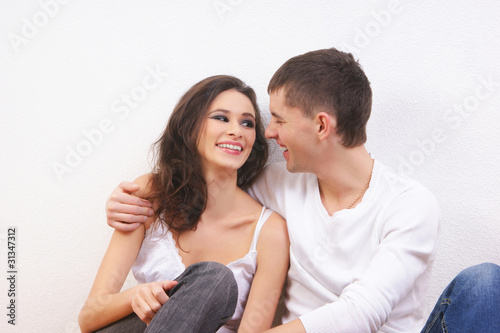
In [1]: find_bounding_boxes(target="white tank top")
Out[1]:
[132,207,273,332]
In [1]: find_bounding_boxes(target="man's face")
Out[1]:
[265,89,317,173]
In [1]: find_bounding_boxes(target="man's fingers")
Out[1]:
[108,221,141,232]
[106,180,153,231]
[118,181,140,193]
[108,213,145,226]
[112,192,152,208]
[109,212,150,224]
[108,201,153,217]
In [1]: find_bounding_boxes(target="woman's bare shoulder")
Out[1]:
[259,211,288,247]
[132,173,158,229]
[132,173,154,199]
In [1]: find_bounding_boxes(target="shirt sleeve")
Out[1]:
[247,162,288,218]
[299,186,440,332]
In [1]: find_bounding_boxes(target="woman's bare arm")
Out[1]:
[238,212,290,333]
[79,174,176,332]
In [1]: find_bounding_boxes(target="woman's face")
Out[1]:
[197,89,257,175]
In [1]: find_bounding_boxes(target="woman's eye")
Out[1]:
[241,120,255,128]
[212,115,228,122]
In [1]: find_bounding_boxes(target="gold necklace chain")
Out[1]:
[347,166,373,209]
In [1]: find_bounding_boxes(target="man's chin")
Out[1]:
[285,160,299,173]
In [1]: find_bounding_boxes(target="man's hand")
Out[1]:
[106,181,154,231]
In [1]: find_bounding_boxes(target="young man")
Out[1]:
[104,49,499,332]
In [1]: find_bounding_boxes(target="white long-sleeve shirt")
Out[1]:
[248,160,440,333]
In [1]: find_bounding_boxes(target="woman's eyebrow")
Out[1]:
[208,109,255,119]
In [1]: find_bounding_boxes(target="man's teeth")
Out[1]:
[280,146,288,152]
[217,144,242,152]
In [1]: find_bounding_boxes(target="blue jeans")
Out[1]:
[95,261,238,333]
[421,262,500,333]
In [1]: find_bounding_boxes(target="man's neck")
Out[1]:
[314,145,374,215]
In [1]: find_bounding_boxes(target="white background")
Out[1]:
[1,1,499,332]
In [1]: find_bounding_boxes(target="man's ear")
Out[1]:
[315,112,336,141]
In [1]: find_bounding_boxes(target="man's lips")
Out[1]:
[279,145,288,152]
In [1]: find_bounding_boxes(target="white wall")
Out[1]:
[1,1,499,332]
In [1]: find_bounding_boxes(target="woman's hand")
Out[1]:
[132,280,178,324]
[106,180,154,231]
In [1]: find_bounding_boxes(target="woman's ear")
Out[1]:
[315,112,336,141]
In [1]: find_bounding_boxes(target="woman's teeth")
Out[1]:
[217,144,242,152]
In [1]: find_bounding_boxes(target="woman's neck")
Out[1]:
[203,169,243,221]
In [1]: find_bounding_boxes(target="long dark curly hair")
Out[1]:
[147,75,268,232]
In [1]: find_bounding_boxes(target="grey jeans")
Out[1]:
[95,261,238,333]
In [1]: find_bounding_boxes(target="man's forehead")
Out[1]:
[269,103,284,120]
[269,90,285,112]
[269,89,304,119]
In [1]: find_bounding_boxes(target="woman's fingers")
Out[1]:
[132,281,175,324]
[132,295,154,323]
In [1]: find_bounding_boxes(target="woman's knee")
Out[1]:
[183,261,236,287]
[147,262,238,332]
[170,261,238,303]
[182,261,238,312]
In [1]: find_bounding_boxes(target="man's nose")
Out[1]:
[265,122,276,139]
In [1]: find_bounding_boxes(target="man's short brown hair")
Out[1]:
[268,48,372,148]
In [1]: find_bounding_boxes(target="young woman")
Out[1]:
[79,75,289,333]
